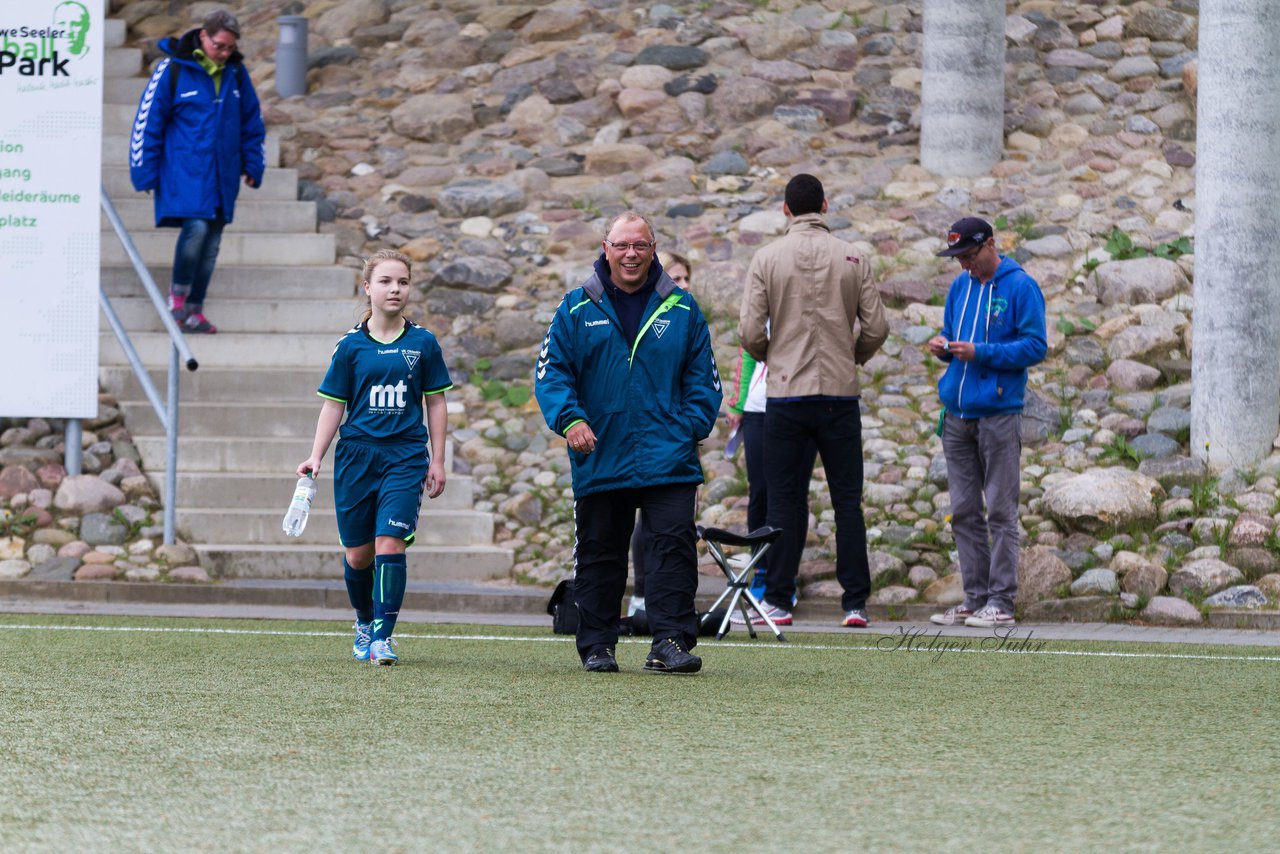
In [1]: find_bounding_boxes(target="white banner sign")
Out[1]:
[0,0,103,418]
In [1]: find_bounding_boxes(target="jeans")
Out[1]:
[763,399,870,612]
[171,217,225,309]
[942,412,1023,613]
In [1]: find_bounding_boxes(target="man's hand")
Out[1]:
[565,422,597,455]
[947,340,976,361]
[726,411,742,430]
[243,173,257,188]
[926,336,949,358]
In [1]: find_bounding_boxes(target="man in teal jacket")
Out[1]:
[536,211,722,674]
[927,217,1047,629]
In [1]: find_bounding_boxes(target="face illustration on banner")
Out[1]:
[53,0,90,57]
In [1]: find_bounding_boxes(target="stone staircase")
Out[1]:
[96,19,513,581]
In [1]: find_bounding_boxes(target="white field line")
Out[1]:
[1,623,1279,663]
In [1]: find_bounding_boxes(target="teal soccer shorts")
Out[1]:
[333,440,428,546]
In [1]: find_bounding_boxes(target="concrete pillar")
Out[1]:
[1191,2,1280,470]
[920,0,1006,177]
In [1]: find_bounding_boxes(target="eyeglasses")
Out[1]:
[206,35,237,53]
[605,240,653,253]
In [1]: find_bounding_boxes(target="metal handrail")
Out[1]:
[99,188,199,545]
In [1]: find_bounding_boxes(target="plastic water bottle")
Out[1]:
[724,425,742,459]
[282,475,316,537]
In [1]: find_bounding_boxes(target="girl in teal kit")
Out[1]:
[298,249,453,665]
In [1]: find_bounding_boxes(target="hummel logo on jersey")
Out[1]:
[402,350,421,370]
[652,318,671,339]
[536,329,551,380]
[369,381,408,410]
[585,319,610,328]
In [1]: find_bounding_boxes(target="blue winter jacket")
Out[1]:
[935,256,1047,418]
[535,258,723,498]
[129,29,266,226]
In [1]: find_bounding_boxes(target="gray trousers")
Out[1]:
[943,412,1022,613]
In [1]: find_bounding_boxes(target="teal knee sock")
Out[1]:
[371,553,407,641]
[344,559,374,624]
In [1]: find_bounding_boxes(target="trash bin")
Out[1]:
[276,15,308,97]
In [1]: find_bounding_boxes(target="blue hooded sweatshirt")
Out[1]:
[535,256,722,498]
[935,255,1047,419]
[129,29,266,226]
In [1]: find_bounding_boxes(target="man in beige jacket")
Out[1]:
[737,173,888,628]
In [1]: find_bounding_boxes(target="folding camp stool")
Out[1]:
[697,525,787,642]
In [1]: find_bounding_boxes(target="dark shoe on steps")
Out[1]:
[183,312,217,334]
[584,647,618,673]
[644,638,702,674]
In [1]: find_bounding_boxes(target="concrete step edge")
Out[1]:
[198,544,516,581]
[174,507,489,519]
[0,578,550,615]
[121,400,330,411]
[105,297,359,307]
[0,578,950,623]
[140,469,475,482]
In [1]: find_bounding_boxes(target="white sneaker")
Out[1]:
[964,604,1016,628]
[728,603,792,626]
[930,605,976,626]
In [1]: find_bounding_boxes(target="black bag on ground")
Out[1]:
[620,609,648,636]
[698,608,728,635]
[547,579,578,635]
[547,581,726,638]
[626,608,728,637]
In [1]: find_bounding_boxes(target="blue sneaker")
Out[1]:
[369,638,399,666]
[352,621,373,661]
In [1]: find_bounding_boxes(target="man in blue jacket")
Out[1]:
[536,212,722,674]
[129,10,265,334]
[927,217,1046,629]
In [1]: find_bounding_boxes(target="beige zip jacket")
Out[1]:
[738,213,888,398]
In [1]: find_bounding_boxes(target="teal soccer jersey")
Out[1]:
[319,321,453,444]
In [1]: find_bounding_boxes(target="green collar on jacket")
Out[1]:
[193,49,224,95]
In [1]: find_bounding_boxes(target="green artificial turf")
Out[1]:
[1,615,1277,852]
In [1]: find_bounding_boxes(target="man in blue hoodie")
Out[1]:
[927,217,1046,629]
[536,212,722,674]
